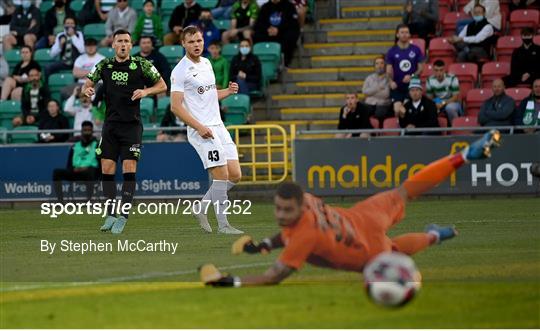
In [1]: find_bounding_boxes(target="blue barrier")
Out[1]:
[0,142,209,201]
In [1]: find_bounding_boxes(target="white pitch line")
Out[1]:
[0,262,272,293]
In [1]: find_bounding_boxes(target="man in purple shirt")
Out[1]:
[385,24,425,113]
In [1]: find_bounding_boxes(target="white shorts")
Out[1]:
[188,123,239,169]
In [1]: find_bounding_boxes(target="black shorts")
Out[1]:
[97,121,143,161]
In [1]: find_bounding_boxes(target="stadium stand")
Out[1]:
[481,61,511,88]
[466,88,494,117]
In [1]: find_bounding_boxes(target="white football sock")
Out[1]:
[209,179,230,228]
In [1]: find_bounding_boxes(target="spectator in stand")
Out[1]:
[222,0,259,44]
[134,36,171,92]
[513,78,540,133]
[503,28,540,88]
[78,0,116,26]
[336,93,372,138]
[448,4,494,63]
[291,0,307,30]
[478,79,516,127]
[157,105,188,142]
[0,1,16,26]
[36,0,76,50]
[95,0,118,21]
[101,0,137,46]
[230,38,262,94]
[426,60,462,124]
[396,76,439,135]
[61,38,105,100]
[38,99,70,143]
[212,0,236,19]
[459,0,501,33]
[0,55,8,95]
[164,0,203,45]
[254,0,300,67]
[52,121,100,202]
[402,0,438,39]
[1,45,41,101]
[46,16,86,77]
[64,86,96,131]
[386,24,425,112]
[2,0,40,52]
[362,55,392,121]
[196,9,221,54]
[132,0,163,46]
[510,0,538,11]
[207,41,230,89]
[13,67,50,127]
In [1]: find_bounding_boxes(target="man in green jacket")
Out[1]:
[207,40,229,89]
[132,0,163,46]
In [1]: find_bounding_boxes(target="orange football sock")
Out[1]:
[403,153,465,199]
[392,233,436,255]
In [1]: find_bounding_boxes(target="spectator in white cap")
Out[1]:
[395,76,440,135]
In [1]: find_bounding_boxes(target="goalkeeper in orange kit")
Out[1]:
[200,130,502,287]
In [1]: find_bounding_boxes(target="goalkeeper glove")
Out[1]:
[232,235,272,255]
[199,264,241,287]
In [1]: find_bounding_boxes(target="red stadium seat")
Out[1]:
[509,9,539,36]
[442,12,467,36]
[420,63,434,81]
[428,37,456,65]
[410,38,426,55]
[449,62,479,97]
[496,36,522,62]
[456,0,469,12]
[465,88,493,116]
[369,116,380,130]
[451,116,479,135]
[505,87,532,106]
[481,62,511,88]
[382,117,401,136]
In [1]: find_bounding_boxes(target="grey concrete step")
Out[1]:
[327,29,395,43]
[341,5,404,18]
[302,41,394,56]
[317,17,401,31]
[280,107,341,121]
[256,120,338,132]
[283,67,371,82]
[290,55,378,68]
[269,81,363,94]
[271,93,362,108]
[340,0,404,6]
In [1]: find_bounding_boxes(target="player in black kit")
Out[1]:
[83,29,167,234]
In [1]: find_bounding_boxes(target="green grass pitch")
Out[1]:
[1,197,539,328]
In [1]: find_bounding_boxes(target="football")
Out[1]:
[363,252,422,308]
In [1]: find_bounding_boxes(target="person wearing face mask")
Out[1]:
[229,38,262,95]
[448,4,495,64]
[2,0,41,52]
[46,16,86,77]
[52,121,100,202]
[362,55,392,122]
[196,9,221,55]
[458,0,501,33]
[14,67,50,127]
[64,86,97,131]
[36,0,76,50]
[503,28,540,88]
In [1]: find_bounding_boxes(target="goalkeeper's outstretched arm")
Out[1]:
[202,261,294,287]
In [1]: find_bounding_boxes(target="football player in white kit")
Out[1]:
[170,26,243,235]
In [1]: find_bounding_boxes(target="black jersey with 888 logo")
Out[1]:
[87,56,161,123]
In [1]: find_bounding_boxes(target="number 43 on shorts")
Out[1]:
[208,150,220,162]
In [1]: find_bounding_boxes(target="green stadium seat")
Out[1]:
[253,42,281,81]
[140,97,155,123]
[83,23,106,40]
[4,49,21,72]
[48,73,75,102]
[0,100,22,119]
[0,126,8,144]
[261,62,278,83]
[221,94,250,117]
[157,97,170,119]
[160,0,182,16]
[224,111,247,126]
[131,46,141,55]
[142,123,159,141]
[70,0,84,12]
[159,45,184,67]
[131,0,145,10]
[40,1,54,15]
[198,0,218,8]
[222,43,239,62]
[98,47,114,58]
[214,19,231,30]
[34,48,54,66]
[10,125,38,144]
[162,16,171,34]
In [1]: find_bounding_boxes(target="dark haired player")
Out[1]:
[200,131,502,287]
[83,29,167,234]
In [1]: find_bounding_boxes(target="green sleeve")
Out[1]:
[222,57,230,88]
[250,2,260,21]
[139,57,161,85]
[132,15,145,42]
[87,58,107,83]
[153,14,163,41]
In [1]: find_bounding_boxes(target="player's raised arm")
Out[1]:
[170,91,214,139]
[217,81,239,100]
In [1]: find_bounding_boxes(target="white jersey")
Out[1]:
[170,56,222,126]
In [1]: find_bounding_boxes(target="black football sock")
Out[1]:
[102,174,117,216]
[120,172,136,219]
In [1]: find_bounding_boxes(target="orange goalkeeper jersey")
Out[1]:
[279,190,405,272]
